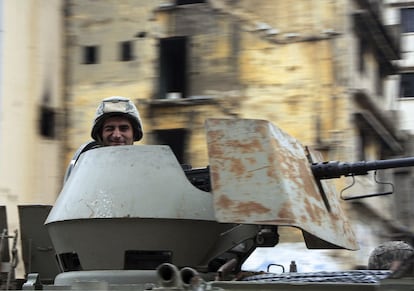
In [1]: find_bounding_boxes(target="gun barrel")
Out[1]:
[311,157,414,180]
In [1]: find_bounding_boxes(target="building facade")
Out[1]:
[388,0,414,133]
[384,0,414,233]
[0,0,65,239]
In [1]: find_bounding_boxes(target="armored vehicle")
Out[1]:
[1,118,414,290]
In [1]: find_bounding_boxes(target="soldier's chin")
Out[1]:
[109,142,125,146]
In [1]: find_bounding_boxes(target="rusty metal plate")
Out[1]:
[205,118,358,250]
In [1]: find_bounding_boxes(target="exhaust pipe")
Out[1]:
[157,263,182,288]
[180,267,200,287]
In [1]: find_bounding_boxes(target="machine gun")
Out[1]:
[311,157,414,180]
[310,156,414,201]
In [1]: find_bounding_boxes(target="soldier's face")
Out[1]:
[101,116,134,146]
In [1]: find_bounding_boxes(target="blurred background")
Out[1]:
[1,0,414,277]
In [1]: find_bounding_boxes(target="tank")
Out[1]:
[1,118,414,290]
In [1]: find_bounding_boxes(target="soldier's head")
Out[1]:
[91,96,143,146]
[368,241,414,270]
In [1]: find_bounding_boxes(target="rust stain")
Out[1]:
[267,153,275,164]
[256,123,268,136]
[233,201,271,216]
[207,129,225,141]
[300,214,308,224]
[266,146,297,180]
[266,166,276,178]
[277,201,294,220]
[304,198,316,221]
[298,163,320,200]
[226,139,264,154]
[208,143,224,157]
[328,207,340,221]
[230,157,246,177]
[304,198,323,226]
[211,170,221,189]
[266,153,277,178]
[216,194,234,209]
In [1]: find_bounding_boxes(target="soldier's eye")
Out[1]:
[104,126,115,132]
[119,125,130,131]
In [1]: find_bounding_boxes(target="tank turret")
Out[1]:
[5,117,413,290]
[46,145,259,274]
[43,118,361,284]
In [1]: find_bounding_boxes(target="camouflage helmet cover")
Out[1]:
[91,96,143,142]
[368,241,414,270]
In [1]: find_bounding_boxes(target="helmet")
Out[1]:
[91,96,143,142]
[368,241,414,270]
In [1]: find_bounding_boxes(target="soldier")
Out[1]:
[368,241,414,270]
[91,96,143,146]
[63,96,144,181]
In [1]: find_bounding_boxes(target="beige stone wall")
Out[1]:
[64,0,356,171]
[65,0,352,157]
[0,0,64,276]
[64,0,164,164]
[0,0,64,209]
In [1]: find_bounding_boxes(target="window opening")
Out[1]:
[82,45,99,64]
[158,37,187,99]
[358,38,367,74]
[120,41,134,61]
[401,8,414,33]
[39,105,56,138]
[376,65,386,96]
[400,73,414,98]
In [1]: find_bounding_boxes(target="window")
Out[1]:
[401,8,414,33]
[39,105,56,138]
[120,41,134,61]
[82,45,99,64]
[400,73,414,98]
[158,37,187,99]
[376,65,386,96]
[358,38,367,74]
